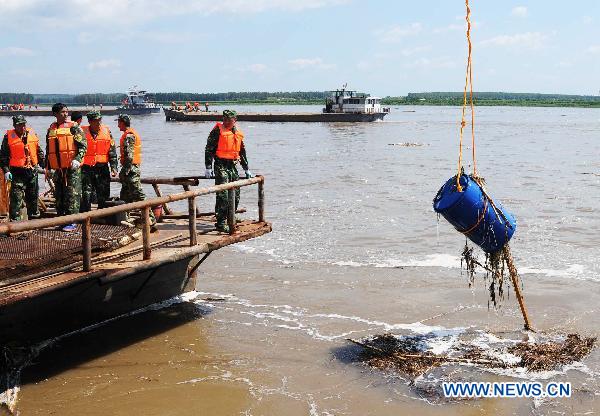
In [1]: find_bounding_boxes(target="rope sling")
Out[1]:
[456,0,477,192]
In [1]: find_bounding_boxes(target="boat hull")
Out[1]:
[164,109,387,122]
[0,255,197,345]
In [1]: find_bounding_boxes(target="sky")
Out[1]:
[0,0,599,96]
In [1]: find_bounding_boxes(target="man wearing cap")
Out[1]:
[204,110,253,233]
[116,114,155,225]
[80,110,118,212]
[46,103,87,231]
[0,115,45,221]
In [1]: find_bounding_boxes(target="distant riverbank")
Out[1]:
[3,90,600,108]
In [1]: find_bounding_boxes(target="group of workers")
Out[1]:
[0,103,154,231]
[170,102,209,112]
[0,106,252,234]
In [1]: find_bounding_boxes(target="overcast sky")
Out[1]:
[0,0,598,95]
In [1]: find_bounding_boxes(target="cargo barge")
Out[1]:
[165,87,390,122]
[0,87,161,117]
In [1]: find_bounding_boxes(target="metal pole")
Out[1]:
[502,244,533,331]
[258,176,265,222]
[228,188,236,235]
[142,206,151,260]
[82,218,92,271]
[188,196,197,246]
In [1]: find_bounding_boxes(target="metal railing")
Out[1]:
[0,176,265,273]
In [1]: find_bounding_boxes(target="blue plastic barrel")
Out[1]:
[433,175,516,253]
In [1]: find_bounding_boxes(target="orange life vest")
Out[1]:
[215,123,244,160]
[119,128,142,165]
[7,128,39,168]
[82,125,112,166]
[47,121,77,169]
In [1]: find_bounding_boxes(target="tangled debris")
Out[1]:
[349,333,595,377]
[509,334,596,371]
[461,243,509,308]
[348,334,500,377]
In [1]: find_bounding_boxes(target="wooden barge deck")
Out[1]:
[0,177,269,345]
[164,108,387,122]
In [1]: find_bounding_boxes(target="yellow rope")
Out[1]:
[456,0,477,191]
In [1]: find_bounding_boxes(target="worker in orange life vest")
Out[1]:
[80,110,118,212]
[116,114,155,226]
[0,115,45,221]
[204,109,253,233]
[45,102,87,231]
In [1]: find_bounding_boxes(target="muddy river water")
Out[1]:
[7,105,600,415]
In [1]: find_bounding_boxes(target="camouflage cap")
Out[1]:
[12,115,26,125]
[86,110,103,120]
[115,114,131,123]
[223,109,237,119]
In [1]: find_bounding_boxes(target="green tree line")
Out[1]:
[0,93,34,104]
[154,91,329,103]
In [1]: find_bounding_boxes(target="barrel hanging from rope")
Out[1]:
[433,0,517,254]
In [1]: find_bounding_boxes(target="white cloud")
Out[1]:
[511,6,528,18]
[433,23,463,34]
[582,16,593,25]
[239,63,268,73]
[400,45,431,56]
[403,57,456,70]
[1,0,347,27]
[555,61,573,68]
[0,47,34,57]
[375,23,422,43]
[88,59,121,71]
[288,58,335,70]
[480,32,547,50]
[587,45,600,54]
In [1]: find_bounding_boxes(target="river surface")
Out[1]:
[6,105,600,415]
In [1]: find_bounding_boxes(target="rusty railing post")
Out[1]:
[188,196,197,246]
[183,184,201,216]
[82,218,92,271]
[258,177,265,222]
[142,206,151,260]
[228,188,236,235]
[152,183,172,215]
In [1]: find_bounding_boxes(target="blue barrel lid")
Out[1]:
[433,175,471,212]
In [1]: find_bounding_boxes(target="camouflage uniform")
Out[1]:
[0,122,45,221]
[118,117,155,223]
[80,114,118,212]
[45,123,87,216]
[205,115,249,228]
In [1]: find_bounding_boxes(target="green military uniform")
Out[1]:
[117,115,155,224]
[80,111,118,212]
[205,110,250,230]
[0,116,45,221]
[45,122,87,216]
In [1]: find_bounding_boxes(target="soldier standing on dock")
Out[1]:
[46,103,87,231]
[205,110,253,233]
[116,114,155,226]
[80,110,118,212]
[0,115,44,221]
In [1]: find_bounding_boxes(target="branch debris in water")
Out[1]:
[349,333,595,377]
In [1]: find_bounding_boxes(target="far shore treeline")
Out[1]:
[2,91,600,108]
